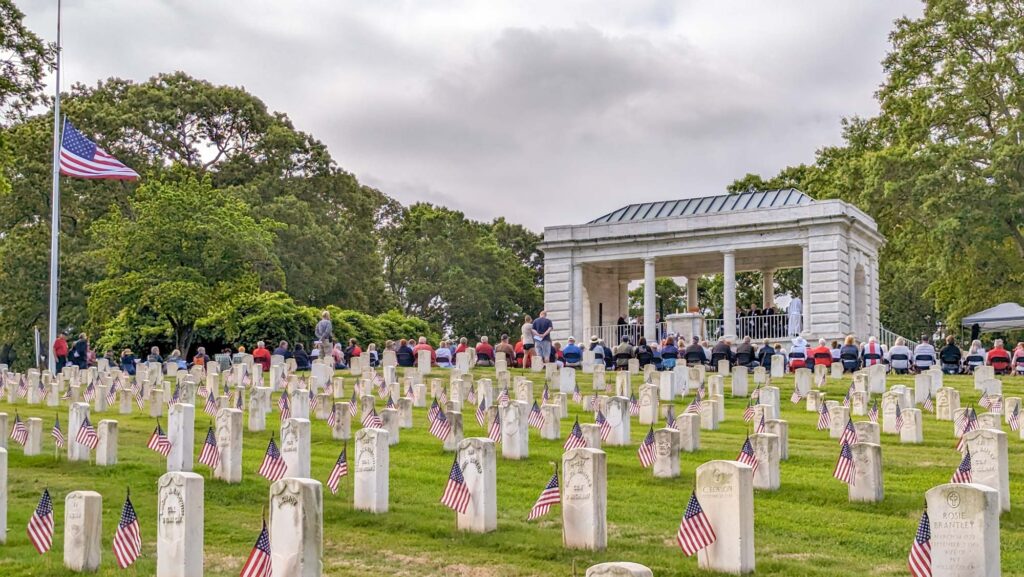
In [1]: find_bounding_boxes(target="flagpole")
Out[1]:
[46,0,63,375]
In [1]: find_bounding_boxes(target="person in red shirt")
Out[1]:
[455,337,469,355]
[808,338,833,369]
[412,336,436,364]
[53,334,69,370]
[252,340,271,371]
[986,339,1011,374]
[475,336,495,366]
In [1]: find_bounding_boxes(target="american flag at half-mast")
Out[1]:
[76,415,99,450]
[59,119,140,180]
[908,510,932,577]
[527,471,561,521]
[240,519,272,577]
[528,401,544,430]
[51,415,66,449]
[951,447,972,483]
[737,436,758,473]
[10,412,28,446]
[676,491,717,557]
[596,409,611,441]
[563,418,587,451]
[27,489,54,554]
[440,455,471,514]
[198,426,221,470]
[327,446,348,495]
[112,492,142,568]
[637,426,656,468]
[258,435,288,482]
[833,441,855,485]
[147,419,172,457]
[429,408,451,441]
[816,402,831,431]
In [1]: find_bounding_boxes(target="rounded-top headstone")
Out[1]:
[586,562,654,577]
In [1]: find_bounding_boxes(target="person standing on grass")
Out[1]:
[531,310,553,364]
[521,314,535,367]
[53,333,68,371]
[315,310,333,359]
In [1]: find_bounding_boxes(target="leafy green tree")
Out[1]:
[382,203,542,339]
[0,0,55,122]
[87,172,283,355]
[628,278,687,319]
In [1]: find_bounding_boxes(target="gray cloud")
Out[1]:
[23,0,921,229]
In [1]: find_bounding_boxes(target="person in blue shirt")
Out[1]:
[660,337,679,370]
[562,337,582,368]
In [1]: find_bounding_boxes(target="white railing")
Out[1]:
[587,322,667,345]
[878,326,918,350]
[704,314,797,341]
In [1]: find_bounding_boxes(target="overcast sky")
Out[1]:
[24,0,922,230]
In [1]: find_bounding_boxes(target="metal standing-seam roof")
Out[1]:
[587,188,814,224]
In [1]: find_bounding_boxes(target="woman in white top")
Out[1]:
[965,340,986,372]
[521,315,535,366]
[886,337,913,374]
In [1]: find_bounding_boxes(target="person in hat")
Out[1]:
[789,335,808,371]
[563,336,582,368]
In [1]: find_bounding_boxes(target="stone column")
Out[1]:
[64,491,102,572]
[456,438,497,533]
[157,472,204,577]
[643,257,656,343]
[269,478,323,577]
[167,403,195,472]
[562,448,607,551]
[685,275,699,311]
[761,269,775,309]
[801,243,811,334]
[618,278,630,320]
[572,263,584,341]
[722,250,736,339]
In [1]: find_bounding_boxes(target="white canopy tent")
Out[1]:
[961,303,1024,331]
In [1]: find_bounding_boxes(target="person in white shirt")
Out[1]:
[787,295,803,336]
[861,336,886,367]
[912,336,937,372]
[887,338,913,374]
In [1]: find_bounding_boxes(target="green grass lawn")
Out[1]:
[1,368,1022,576]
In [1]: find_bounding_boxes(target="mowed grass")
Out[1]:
[1,368,1023,576]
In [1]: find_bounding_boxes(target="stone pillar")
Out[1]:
[618,278,630,320]
[925,483,1000,577]
[722,250,736,339]
[167,403,195,472]
[695,460,755,574]
[562,448,607,551]
[801,243,811,334]
[280,418,311,479]
[761,269,775,309]
[269,478,323,577]
[686,275,698,311]
[215,408,243,483]
[643,257,656,343]
[157,472,204,577]
[96,420,117,466]
[64,491,102,572]
[354,428,389,513]
[572,263,584,341]
[456,438,497,533]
